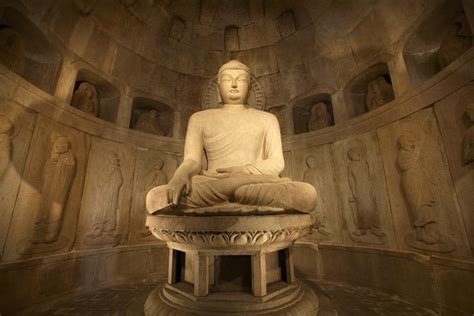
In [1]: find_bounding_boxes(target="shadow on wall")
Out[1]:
[403,0,473,87]
[0,7,63,95]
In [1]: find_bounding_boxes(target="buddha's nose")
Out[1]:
[231,79,237,88]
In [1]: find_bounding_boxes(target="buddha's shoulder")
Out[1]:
[189,109,217,121]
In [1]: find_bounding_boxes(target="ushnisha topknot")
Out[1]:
[218,60,250,78]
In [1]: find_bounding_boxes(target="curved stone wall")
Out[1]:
[0,0,473,314]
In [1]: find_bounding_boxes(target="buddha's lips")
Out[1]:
[229,89,239,93]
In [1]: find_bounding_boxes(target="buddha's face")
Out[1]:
[218,69,249,105]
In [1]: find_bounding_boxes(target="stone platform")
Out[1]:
[144,213,318,315]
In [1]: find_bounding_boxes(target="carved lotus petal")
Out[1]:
[214,234,227,246]
[254,232,270,244]
[234,234,249,245]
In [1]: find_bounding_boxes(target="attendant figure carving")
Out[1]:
[86,151,123,245]
[307,103,330,132]
[396,134,454,252]
[0,116,13,180]
[147,60,317,214]
[140,158,167,238]
[462,99,474,165]
[365,76,394,111]
[71,82,99,117]
[347,147,385,242]
[133,109,164,136]
[303,155,329,235]
[32,136,76,244]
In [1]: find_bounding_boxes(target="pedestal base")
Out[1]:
[144,282,319,315]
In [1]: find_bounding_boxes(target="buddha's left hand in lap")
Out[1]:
[204,166,251,178]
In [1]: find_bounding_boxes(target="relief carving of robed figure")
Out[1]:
[147,60,317,214]
[32,136,76,244]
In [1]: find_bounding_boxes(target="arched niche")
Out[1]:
[71,69,120,123]
[292,93,334,134]
[130,97,173,137]
[0,7,62,95]
[344,63,395,118]
[403,0,472,86]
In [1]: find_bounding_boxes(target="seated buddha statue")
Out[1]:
[147,60,317,214]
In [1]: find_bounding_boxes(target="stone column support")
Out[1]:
[251,252,267,296]
[193,252,209,297]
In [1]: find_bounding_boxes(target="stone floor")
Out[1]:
[31,280,436,316]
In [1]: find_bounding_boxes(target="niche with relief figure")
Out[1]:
[130,97,174,137]
[292,94,334,134]
[0,7,63,94]
[403,0,472,86]
[70,69,120,123]
[344,63,395,118]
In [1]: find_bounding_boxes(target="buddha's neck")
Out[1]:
[222,104,247,112]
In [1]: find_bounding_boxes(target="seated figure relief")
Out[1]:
[133,109,164,136]
[365,76,395,112]
[0,27,25,74]
[438,13,472,68]
[71,82,99,117]
[307,102,330,132]
[147,60,317,215]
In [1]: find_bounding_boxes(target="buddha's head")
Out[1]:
[217,60,250,105]
[53,137,70,154]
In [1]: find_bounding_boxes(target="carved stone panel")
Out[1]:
[377,109,471,257]
[434,82,474,253]
[333,131,395,247]
[293,144,343,243]
[0,102,36,260]
[75,137,135,250]
[3,116,90,261]
[129,148,177,244]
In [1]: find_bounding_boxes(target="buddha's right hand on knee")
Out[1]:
[167,175,192,207]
